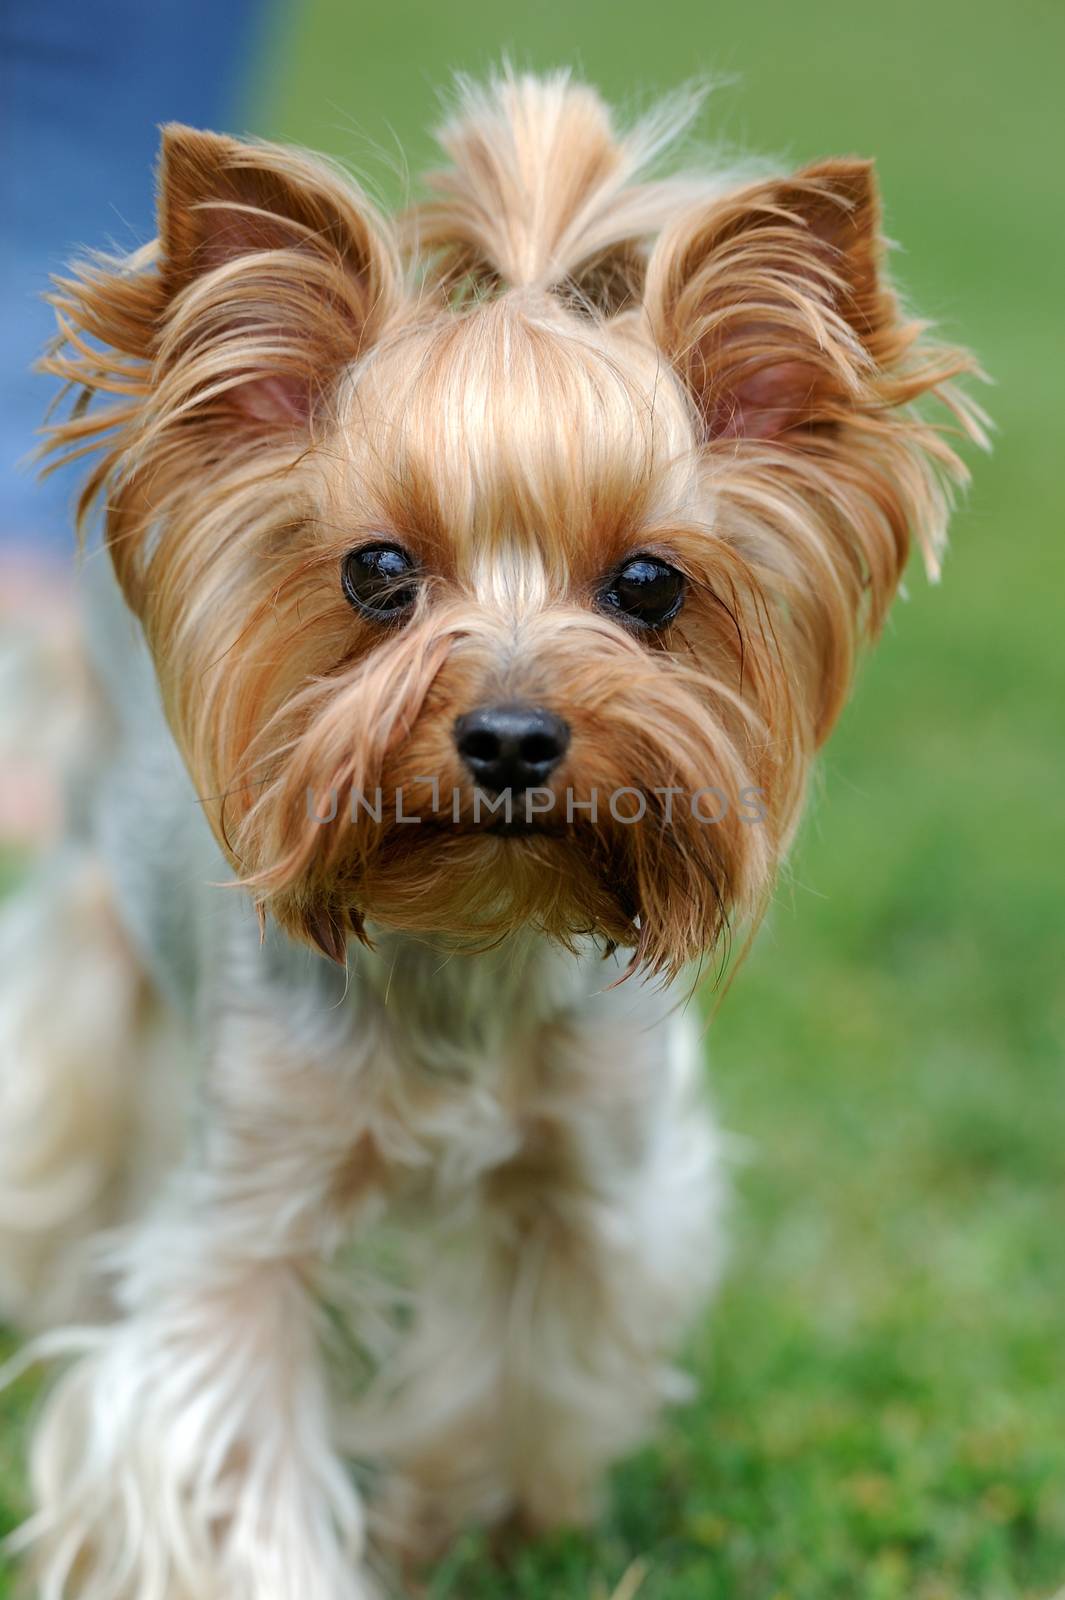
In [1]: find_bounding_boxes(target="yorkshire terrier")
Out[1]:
[0,70,982,1599]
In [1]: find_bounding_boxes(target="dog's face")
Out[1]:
[45,84,979,974]
[220,298,782,973]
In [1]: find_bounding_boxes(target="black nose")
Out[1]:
[454,704,570,795]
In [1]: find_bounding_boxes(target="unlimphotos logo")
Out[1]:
[306,783,767,827]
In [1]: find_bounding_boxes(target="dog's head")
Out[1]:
[43,73,983,975]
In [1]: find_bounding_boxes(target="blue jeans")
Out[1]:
[0,0,271,548]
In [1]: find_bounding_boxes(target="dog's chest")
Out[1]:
[344,931,605,1198]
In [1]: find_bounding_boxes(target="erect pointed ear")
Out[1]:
[645,160,893,441]
[156,124,399,427]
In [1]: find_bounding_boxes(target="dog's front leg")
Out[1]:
[373,1004,726,1559]
[19,1005,385,1600]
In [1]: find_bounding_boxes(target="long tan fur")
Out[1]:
[38,68,986,977]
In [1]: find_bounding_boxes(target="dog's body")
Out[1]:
[3,556,721,1593]
[0,71,981,1598]
[3,556,721,1591]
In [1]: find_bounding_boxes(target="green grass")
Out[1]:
[3,1,1064,1594]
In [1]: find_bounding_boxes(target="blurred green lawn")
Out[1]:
[3,1,1063,1596]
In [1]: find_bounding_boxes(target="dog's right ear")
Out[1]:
[156,125,400,428]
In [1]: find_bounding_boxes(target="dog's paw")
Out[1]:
[16,1323,376,1600]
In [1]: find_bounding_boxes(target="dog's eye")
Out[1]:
[599,556,686,629]
[341,544,418,620]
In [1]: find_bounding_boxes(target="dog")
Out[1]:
[0,69,983,1599]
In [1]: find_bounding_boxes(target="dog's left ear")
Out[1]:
[644,160,891,441]
[156,125,400,428]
